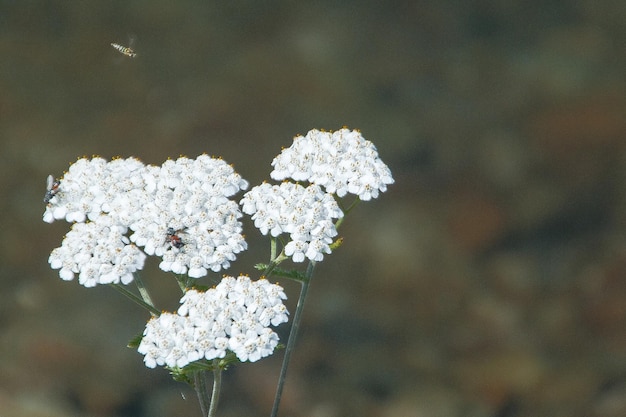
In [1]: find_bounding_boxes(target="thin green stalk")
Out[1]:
[110,283,160,316]
[208,359,222,417]
[335,197,360,230]
[193,371,210,417]
[270,260,315,417]
[270,236,278,260]
[193,361,222,417]
[263,237,288,278]
[133,272,156,307]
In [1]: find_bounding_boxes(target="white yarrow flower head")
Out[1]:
[43,156,147,224]
[240,182,343,262]
[137,275,288,368]
[44,157,149,286]
[128,155,249,277]
[44,155,249,284]
[48,215,146,287]
[270,128,394,201]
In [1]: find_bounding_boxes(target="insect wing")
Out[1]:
[46,174,54,191]
[126,35,137,57]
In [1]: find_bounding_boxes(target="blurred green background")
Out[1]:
[2,1,626,416]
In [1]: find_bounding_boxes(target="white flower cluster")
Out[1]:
[137,275,288,368]
[44,155,249,285]
[43,157,148,224]
[240,182,343,262]
[127,156,248,278]
[270,128,394,201]
[48,216,146,288]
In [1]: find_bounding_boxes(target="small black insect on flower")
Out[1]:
[166,227,185,249]
[44,175,60,204]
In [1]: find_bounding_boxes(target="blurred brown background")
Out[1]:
[1,1,626,416]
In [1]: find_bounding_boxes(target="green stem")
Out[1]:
[133,272,157,308]
[270,260,315,417]
[270,236,278,260]
[109,283,160,316]
[208,359,222,417]
[263,252,289,278]
[193,371,211,417]
[263,237,288,278]
[193,361,222,417]
[335,197,360,230]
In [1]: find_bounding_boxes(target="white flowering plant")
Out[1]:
[43,128,393,417]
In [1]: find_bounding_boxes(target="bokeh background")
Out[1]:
[2,1,626,416]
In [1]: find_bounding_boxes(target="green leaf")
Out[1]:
[127,332,143,349]
[329,236,344,250]
[255,263,269,271]
[164,353,245,387]
[170,367,193,384]
[256,264,307,282]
